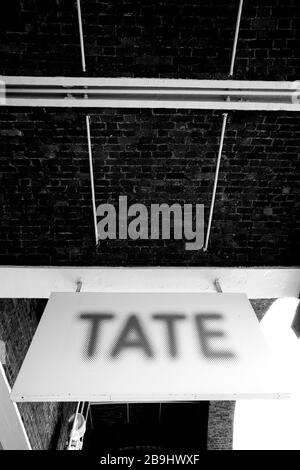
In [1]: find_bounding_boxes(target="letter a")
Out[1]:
[111,315,154,358]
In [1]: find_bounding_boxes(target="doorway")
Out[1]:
[83,402,209,453]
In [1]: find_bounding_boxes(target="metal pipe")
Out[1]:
[86,115,98,245]
[67,401,81,450]
[6,88,295,97]
[203,113,228,252]
[214,278,223,293]
[79,401,85,415]
[87,403,94,430]
[229,0,244,76]
[203,0,244,251]
[76,0,86,72]
[76,280,82,292]
[158,403,162,422]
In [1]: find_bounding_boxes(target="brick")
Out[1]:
[0,108,299,267]
[3,0,297,80]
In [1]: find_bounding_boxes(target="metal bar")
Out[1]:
[203,113,228,252]
[5,88,296,96]
[229,0,244,76]
[214,278,223,293]
[67,401,81,450]
[203,0,244,251]
[4,98,300,111]
[87,403,94,430]
[86,115,98,245]
[158,403,162,422]
[76,0,86,72]
[2,76,298,89]
[79,401,85,415]
[76,280,82,292]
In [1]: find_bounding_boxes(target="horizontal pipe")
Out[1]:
[5,88,296,96]
[2,76,298,89]
[3,98,300,111]
[2,77,299,110]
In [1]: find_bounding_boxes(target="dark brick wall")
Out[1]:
[0,108,299,266]
[0,298,75,449]
[0,0,299,79]
[235,0,300,80]
[0,0,81,77]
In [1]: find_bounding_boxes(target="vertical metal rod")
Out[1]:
[76,280,82,292]
[158,403,162,422]
[126,404,130,423]
[79,401,85,415]
[87,403,94,430]
[229,0,244,76]
[214,278,223,293]
[86,115,98,245]
[67,401,81,450]
[76,0,86,72]
[203,113,228,251]
[203,0,243,251]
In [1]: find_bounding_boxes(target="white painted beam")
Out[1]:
[2,76,298,88]
[4,99,300,111]
[0,267,298,299]
[1,76,300,111]
[0,363,31,450]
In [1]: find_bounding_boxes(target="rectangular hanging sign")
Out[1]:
[11,292,289,402]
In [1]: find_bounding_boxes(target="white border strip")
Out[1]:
[0,267,298,299]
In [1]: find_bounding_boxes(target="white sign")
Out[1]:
[11,293,289,402]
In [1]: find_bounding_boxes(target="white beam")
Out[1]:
[2,76,298,88]
[0,267,298,299]
[4,99,300,111]
[1,76,300,111]
[0,363,31,450]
